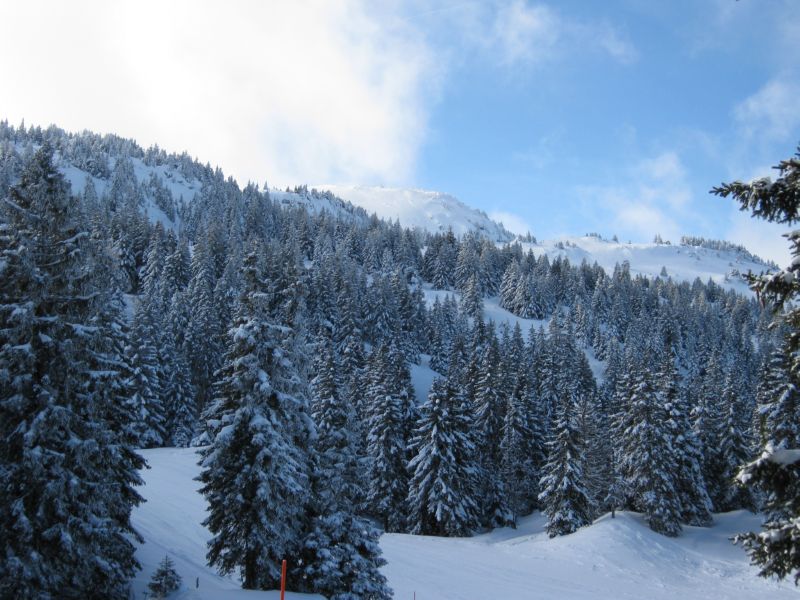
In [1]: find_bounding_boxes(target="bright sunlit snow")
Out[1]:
[132,448,798,600]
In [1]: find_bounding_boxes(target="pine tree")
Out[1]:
[184,236,221,409]
[0,145,144,598]
[617,365,683,537]
[126,299,167,448]
[299,341,392,599]
[162,340,196,447]
[717,375,756,511]
[197,250,312,590]
[538,390,593,537]
[714,147,800,582]
[460,273,484,320]
[363,344,409,532]
[658,355,712,527]
[407,378,480,536]
[471,334,514,528]
[148,555,182,598]
[500,372,539,521]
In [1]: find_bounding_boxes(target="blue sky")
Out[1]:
[1,1,799,263]
[409,1,800,263]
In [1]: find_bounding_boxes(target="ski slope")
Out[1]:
[132,448,798,600]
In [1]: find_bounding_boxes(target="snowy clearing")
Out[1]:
[132,448,798,600]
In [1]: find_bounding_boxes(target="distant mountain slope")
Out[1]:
[522,235,774,294]
[16,127,771,292]
[60,156,201,230]
[315,184,515,242]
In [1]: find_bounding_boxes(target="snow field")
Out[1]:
[133,448,799,600]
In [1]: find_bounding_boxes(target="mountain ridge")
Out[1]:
[3,123,776,292]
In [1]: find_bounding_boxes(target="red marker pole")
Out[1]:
[280,559,287,600]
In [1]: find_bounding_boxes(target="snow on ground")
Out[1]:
[58,155,200,233]
[421,285,548,335]
[409,354,439,404]
[382,510,799,600]
[521,236,773,294]
[314,185,514,242]
[134,448,798,600]
[131,447,322,599]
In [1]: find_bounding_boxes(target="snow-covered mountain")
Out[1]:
[314,184,515,242]
[303,185,773,292]
[48,139,773,294]
[519,235,775,295]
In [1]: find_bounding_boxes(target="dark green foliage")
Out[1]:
[713,145,800,583]
[407,378,480,536]
[148,555,181,598]
[616,362,682,537]
[538,391,594,537]
[299,340,392,599]
[197,251,312,590]
[0,145,144,599]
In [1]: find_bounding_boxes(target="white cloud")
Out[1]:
[492,1,561,66]
[734,79,800,143]
[0,0,437,188]
[727,209,792,267]
[584,185,683,244]
[596,25,638,65]
[489,210,533,236]
[639,151,685,181]
[452,1,636,68]
[576,151,695,243]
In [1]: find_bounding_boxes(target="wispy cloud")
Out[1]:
[489,210,533,236]
[734,78,800,143]
[449,1,637,68]
[595,24,639,65]
[727,209,792,267]
[491,2,561,66]
[0,1,438,188]
[576,151,696,243]
[511,131,564,170]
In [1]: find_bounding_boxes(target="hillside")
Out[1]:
[314,184,515,242]
[132,448,799,600]
[519,235,774,295]
[53,146,775,292]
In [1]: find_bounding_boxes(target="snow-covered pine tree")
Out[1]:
[184,234,221,409]
[693,351,727,509]
[407,378,480,536]
[299,339,392,599]
[161,235,191,297]
[363,344,410,532]
[460,273,484,320]
[471,332,514,529]
[125,298,167,448]
[717,374,756,511]
[538,388,594,537]
[500,371,539,521]
[148,555,182,598]
[499,260,521,312]
[0,145,144,598]
[657,354,713,527]
[617,361,683,537]
[714,147,800,583]
[162,336,196,447]
[197,249,312,590]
